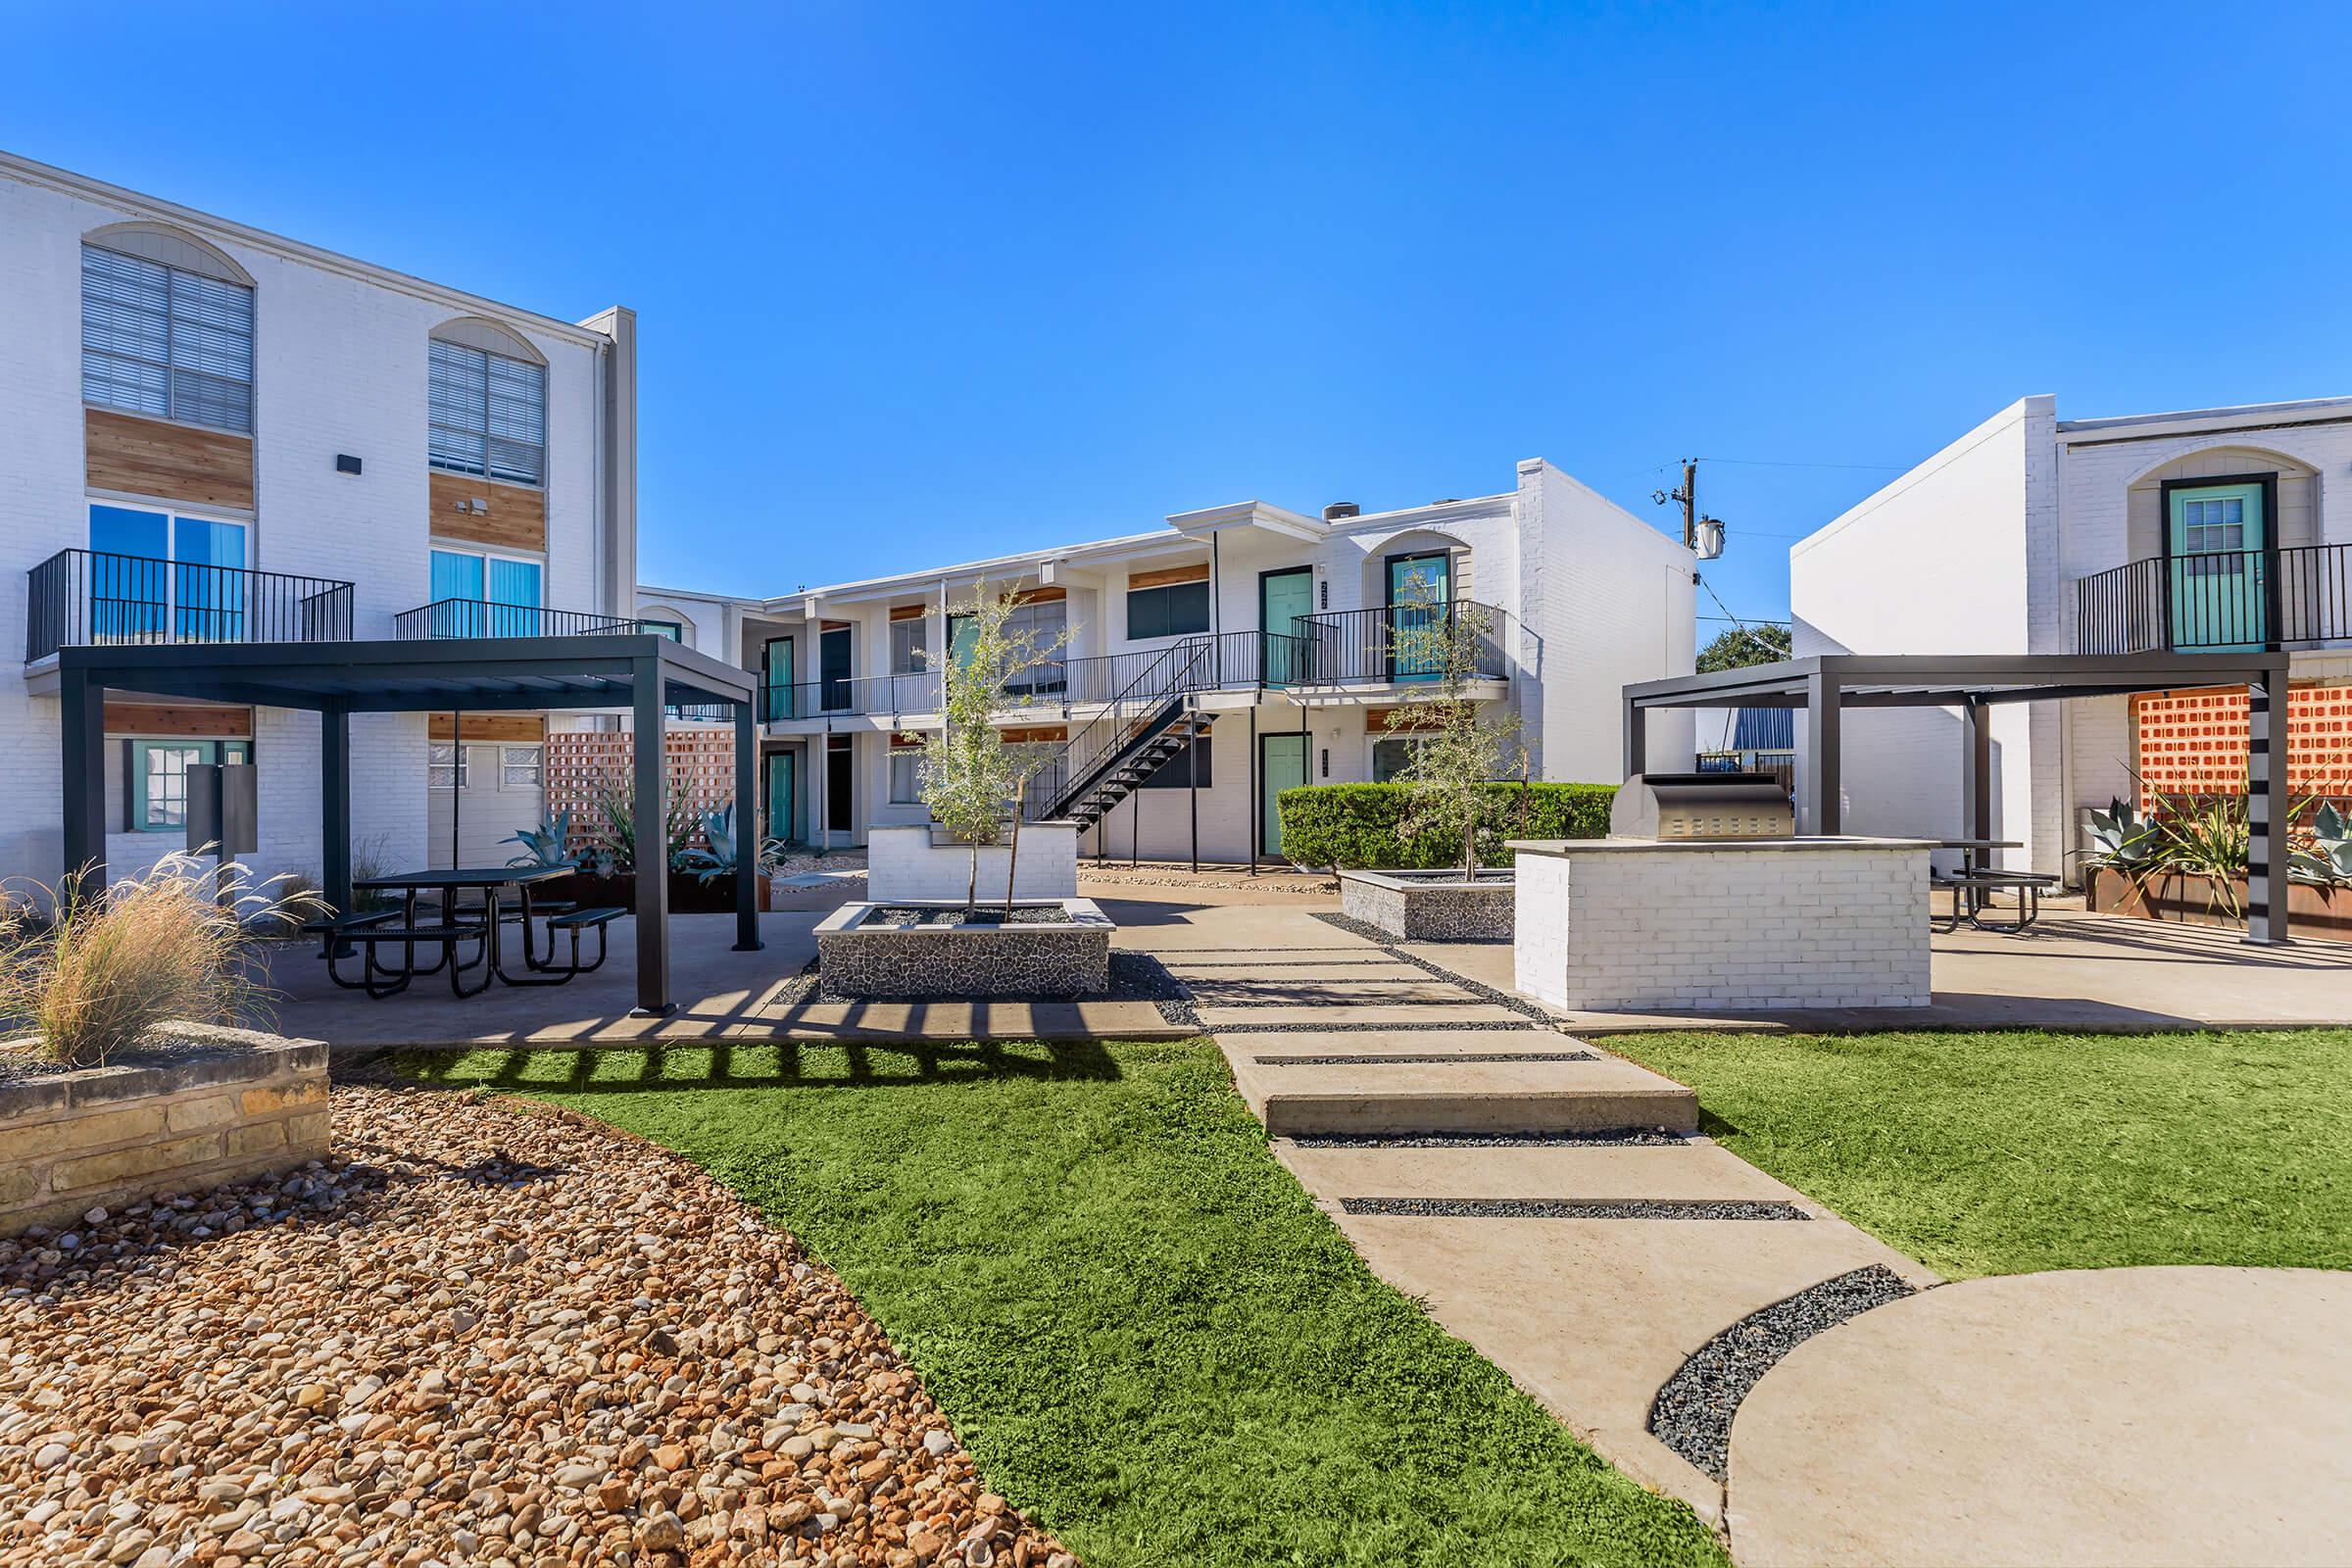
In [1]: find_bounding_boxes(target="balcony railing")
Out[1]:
[2075,543,2352,655]
[393,600,652,640]
[25,549,355,663]
[1298,600,1511,684]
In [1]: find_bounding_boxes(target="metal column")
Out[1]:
[59,662,106,894]
[320,704,352,917]
[1623,697,1647,782]
[732,696,761,953]
[2246,665,2293,946]
[1963,696,1992,848]
[1801,670,1842,835]
[630,658,673,1014]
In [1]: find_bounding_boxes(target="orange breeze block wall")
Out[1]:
[544,730,739,856]
[2132,683,2352,809]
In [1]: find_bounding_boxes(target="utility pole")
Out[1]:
[1653,460,1697,550]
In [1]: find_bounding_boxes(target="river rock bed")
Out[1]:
[0,1082,1071,1568]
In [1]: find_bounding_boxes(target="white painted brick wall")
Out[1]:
[0,166,614,892]
[866,822,1078,902]
[1513,842,1931,1010]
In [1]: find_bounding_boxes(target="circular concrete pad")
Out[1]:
[1727,1267,2352,1567]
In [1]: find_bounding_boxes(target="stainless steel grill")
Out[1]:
[1609,771,1795,840]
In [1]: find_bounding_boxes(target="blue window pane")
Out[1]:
[89,506,168,640]
[431,550,485,601]
[90,505,168,561]
[176,518,247,641]
[486,559,541,636]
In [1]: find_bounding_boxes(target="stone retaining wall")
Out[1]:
[1339,868,1515,941]
[814,899,1111,997]
[0,1033,329,1235]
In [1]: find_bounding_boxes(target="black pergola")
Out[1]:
[57,634,762,1014]
[1622,651,2298,945]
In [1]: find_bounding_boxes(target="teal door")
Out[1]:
[1260,733,1306,858]
[762,637,796,720]
[1260,568,1313,686]
[763,752,797,845]
[2168,482,2268,650]
[1387,551,1451,680]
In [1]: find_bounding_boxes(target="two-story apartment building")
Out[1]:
[1,152,638,891]
[645,460,1697,865]
[1791,393,2352,878]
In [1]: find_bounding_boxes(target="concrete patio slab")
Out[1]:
[1728,1266,2352,1567]
[1197,1002,1535,1029]
[1236,1027,1578,1059]
[1330,1211,1934,1525]
[1227,1048,1698,1136]
[1183,976,1489,1005]
[1279,1140,1809,1204]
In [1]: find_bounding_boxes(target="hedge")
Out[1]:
[1274,781,1617,870]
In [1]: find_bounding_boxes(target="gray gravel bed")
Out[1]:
[1338,1198,1811,1220]
[867,905,1064,927]
[1289,1130,1692,1148]
[1307,910,1558,1022]
[1648,1263,1917,1481]
[1250,1051,1597,1065]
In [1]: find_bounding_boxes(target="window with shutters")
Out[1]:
[429,339,546,485]
[81,246,254,434]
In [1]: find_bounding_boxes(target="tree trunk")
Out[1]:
[965,842,978,921]
[1463,786,1479,883]
[1004,783,1024,917]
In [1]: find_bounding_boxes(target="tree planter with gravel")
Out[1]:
[1338,865,1516,941]
[814,898,1113,997]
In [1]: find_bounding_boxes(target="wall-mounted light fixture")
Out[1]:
[334,454,363,476]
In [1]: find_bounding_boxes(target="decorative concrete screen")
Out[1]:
[2132,682,2352,807]
[1510,837,1932,1011]
[866,823,1079,903]
[544,730,736,858]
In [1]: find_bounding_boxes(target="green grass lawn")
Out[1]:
[1607,1028,2352,1279]
[400,1040,1725,1568]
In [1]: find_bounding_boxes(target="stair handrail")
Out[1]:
[1036,636,1214,818]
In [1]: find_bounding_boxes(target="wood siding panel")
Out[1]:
[1128,563,1210,590]
[103,702,253,738]
[428,712,547,743]
[428,470,548,553]
[888,604,928,621]
[85,410,254,512]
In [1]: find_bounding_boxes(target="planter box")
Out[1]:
[2086,867,2352,941]
[814,898,1112,997]
[1339,867,1515,942]
[867,823,1079,904]
[0,1026,329,1237]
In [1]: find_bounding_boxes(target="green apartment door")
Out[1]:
[2167,481,2269,651]
[763,752,797,845]
[1260,733,1306,858]
[1260,568,1313,686]
[1388,551,1451,680]
[762,637,795,720]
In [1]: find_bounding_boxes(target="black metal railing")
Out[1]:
[1030,638,1217,820]
[1296,600,1511,684]
[2075,543,2352,655]
[25,549,355,662]
[392,599,651,640]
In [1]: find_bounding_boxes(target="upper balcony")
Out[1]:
[25,548,354,663]
[2075,543,2351,655]
[392,598,654,640]
[754,601,1514,725]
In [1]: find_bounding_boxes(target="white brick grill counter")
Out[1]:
[1507,836,1934,1012]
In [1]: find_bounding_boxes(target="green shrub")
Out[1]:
[1276,781,1616,869]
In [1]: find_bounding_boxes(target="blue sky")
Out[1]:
[10,2,2349,644]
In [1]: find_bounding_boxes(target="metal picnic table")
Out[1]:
[311,864,616,997]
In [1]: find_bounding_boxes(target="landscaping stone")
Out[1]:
[0,1081,1065,1568]
[814,899,1112,998]
[1338,867,1516,941]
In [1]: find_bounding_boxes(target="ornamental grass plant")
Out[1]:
[0,850,303,1068]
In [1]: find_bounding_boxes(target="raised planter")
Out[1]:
[867,822,1079,903]
[1339,867,1515,941]
[2086,866,2352,941]
[0,1025,328,1236]
[814,898,1112,997]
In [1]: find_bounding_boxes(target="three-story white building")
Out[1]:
[0,151,638,891]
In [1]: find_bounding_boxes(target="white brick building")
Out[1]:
[1791,394,2352,878]
[644,461,1697,866]
[1,151,637,892]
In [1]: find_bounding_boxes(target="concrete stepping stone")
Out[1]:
[1225,1046,1697,1136]
[1184,976,1484,1005]
[1727,1266,2352,1567]
[1199,1002,1534,1030]
[1239,1027,1576,1060]
[1323,1207,1930,1525]
[1280,1139,1808,1203]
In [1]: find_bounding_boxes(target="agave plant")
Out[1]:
[2079,797,2161,873]
[2291,801,2352,888]
[675,803,787,886]
[503,809,575,870]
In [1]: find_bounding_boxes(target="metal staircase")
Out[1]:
[1032,639,1217,829]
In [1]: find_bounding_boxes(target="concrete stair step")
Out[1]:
[1199,1003,1533,1030]
[1223,1044,1698,1136]
[1278,1139,1804,1203]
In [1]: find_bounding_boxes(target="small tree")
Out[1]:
[918,585,1067,917]
[1384,583,1523,882]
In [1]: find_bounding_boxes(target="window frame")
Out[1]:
[80,243,255,436]
[499,744,543,790]
[428,741,469,791]
[887,746,923,805]
[889,614,929,675]
[1125,579,1210,641]
[428,545,546,635]
[126,737,251,833]
[428,337,547,487]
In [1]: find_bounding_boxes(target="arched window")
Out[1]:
[80,223,255,435]
[429,318,547,486]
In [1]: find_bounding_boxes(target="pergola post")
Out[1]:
[1801,669,1841,835]
[59,662,106,894]
[1962,696,1992,849]
[320,704,352,916]
[2246,665,2292,946]
[732,696,761,953]
[1623,697,1647,781]
[631,656,673,1015]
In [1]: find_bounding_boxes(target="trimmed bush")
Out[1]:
[1276,781,1616,870]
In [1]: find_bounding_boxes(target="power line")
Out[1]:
[1689,455,1907,472]
[1698,614,1790,625]
[1695,572,1789,662]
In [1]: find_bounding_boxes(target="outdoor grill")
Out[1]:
[1609,771,1795,840]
